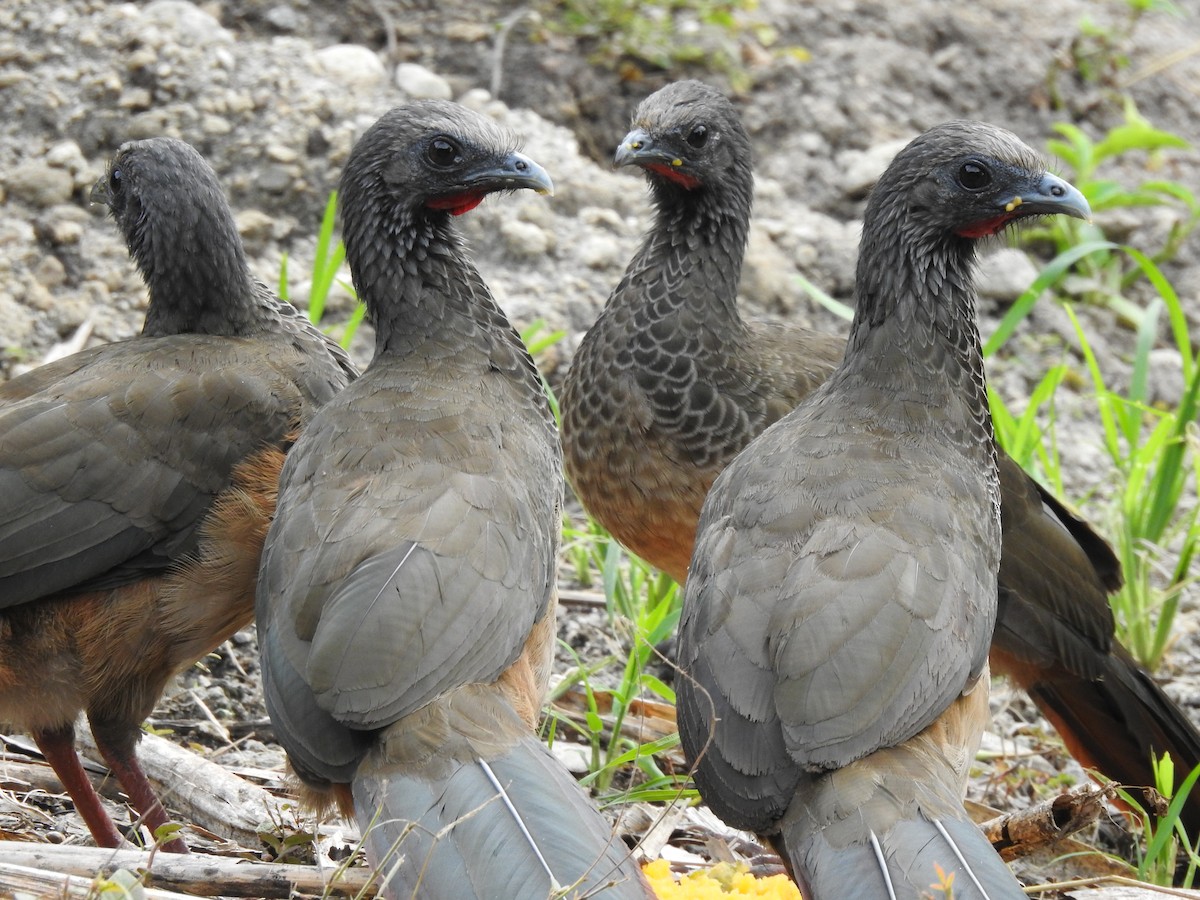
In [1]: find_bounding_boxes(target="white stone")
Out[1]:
[838,136,912,197]
[499,218,551,258]
[395,63,452,101]
[315,44,386,89]
[976,247,1040,301]
[141,0,231,44]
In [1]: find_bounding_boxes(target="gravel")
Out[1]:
[1,0,1199,874]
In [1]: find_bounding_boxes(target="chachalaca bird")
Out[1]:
[255,101,651,899]
[559,80,1200,832]
[0,138,357,852]
[675,120,1090,898]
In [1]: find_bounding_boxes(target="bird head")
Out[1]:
[614,80,753,208]
[866,120,1090,244]
[91,137,251,319]
[340,101,553,223]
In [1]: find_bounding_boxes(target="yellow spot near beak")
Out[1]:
[671,158,683,167]
[1005,197,1024,213]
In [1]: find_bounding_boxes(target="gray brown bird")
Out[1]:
[675,120,1090,898]
[0,137,357,852]
[255,101,651,899]
[559,80,1200,835]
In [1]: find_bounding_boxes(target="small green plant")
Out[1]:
[1115,752,1200,887]
[547,0,748,71]
[1067,291,1199,668]
[1029,104,1197,324]
[256,801,321,865]
[978,239,1198,670]
[540,0,767,85]
[548,518,684,797]
[1045,0,1182,107]
[90,867,148,899]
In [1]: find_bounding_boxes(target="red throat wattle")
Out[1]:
[644,163,701,190]
[956,213,1015,239]
[427,192,486,216]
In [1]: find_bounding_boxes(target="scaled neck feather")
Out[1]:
[838,192,994,450]
[343,195,489,360]
[620,174,752,332]
[138,211,266,337]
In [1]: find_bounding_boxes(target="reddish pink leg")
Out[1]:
[32,725,127,849]
[91,722,189,854]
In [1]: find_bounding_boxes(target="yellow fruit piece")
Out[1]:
[642,858,803,899]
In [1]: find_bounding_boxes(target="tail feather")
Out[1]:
[352,732,651,899]
[781,807,1024,900]
[1022,642,1200,833]
[775,685,1025,900]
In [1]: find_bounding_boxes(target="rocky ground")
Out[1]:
[1,0,1199,893]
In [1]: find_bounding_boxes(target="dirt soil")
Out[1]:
[1,0,1199,894]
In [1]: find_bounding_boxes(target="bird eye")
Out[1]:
[109,167,122,191]
[426,137,462,169]
[686,124,709,149]
[957,161,991,191]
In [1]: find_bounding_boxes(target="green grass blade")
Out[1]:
[308,191,342,325]
[795,273,853,321]
[983,240,1117,357]
[1120,245,1193,378]
[278,252,290,302]
[1128,298,1160,406]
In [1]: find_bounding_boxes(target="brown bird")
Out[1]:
[676,120,1090,898]
[0,138,357,851]
[560,80,1200,832]
[255,101,651,899]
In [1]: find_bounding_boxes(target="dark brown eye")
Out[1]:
[958,161,991,191]
[426,137,461,168]
[109,167,122,191]
[686,124,708,149]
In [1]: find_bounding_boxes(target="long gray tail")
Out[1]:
[776,686,1026,900]
[780,806,1024,900]
[352,732,652,899]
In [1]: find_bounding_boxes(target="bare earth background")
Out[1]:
[1,0,1199,892]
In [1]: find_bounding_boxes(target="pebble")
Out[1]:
[140,0,231,45]
[315,44,386,89]
[43,218,84,246]
[264,4,302,32]
[34,255,66,289]
[0,292,33,349]
[976,247,1040,302]
[838,136,912,198]
[1145,347,1186,408]
[499,218,551,258]
[5,161,75,208]
[38,205,90,245]
[395,62,453,100]
[256,164,295,194]
[235,209,278,244]
[44,140,88,180]
[578,234,622,270]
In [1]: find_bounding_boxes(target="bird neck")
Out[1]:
[840,225,993,444]
[621,186,750,330]
[344,204,531,375]
[138,224,266,337]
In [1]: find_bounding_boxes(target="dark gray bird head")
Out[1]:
[337,101,554,354]
[863,120,1090,250]
[339,101,552,239]
[851,120,1090,363]
[91,137,258,334]
[614,80,753,218]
